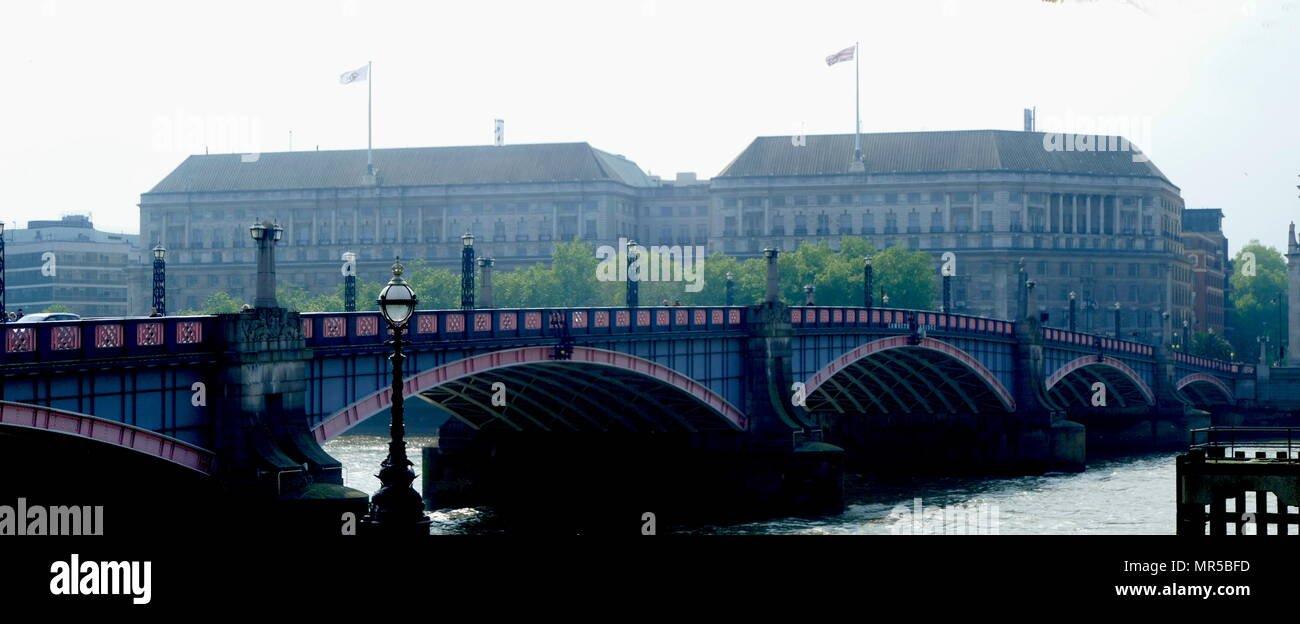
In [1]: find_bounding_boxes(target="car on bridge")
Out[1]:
[12,312,82,323]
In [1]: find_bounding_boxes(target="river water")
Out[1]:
[323,434,1179,535]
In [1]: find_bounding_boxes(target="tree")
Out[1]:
[42,304,73,314]
[870,244,937,310]
[1191,331,1233,361]
[1227,241,1286,362]
[178,291,246,315]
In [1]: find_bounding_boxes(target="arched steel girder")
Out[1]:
[1046,362,1152,409]
[858,353,937,414]
[531,362,697,432]
[483,368,602,432]
[1175,374,1234,407]
[1074,366,1129,409]
[871,350,952,414]
[486,365,639,432]
[312,347,747,442]
[877,349,977,414]
[805,344,1014,416]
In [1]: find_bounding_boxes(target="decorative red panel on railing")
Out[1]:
[572,311,587,329]
[51,326,80,350]
[595,310,609,328]
[323,317,345,337]
[499,313,517,331]
[7,328,34,353]
[137,323,163,346]
[474,313,491,332]
[356,316,379,336]
[446,314,465,332]
[524,312,542,330]
[176,321,203,344]
[94,324,123,348]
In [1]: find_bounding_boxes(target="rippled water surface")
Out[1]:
[325,435,1179,535]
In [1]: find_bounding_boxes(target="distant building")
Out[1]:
[133,130,1195,342]
[711,130,1193,340]
[5,215,138,317]
[1182,208,1228,338]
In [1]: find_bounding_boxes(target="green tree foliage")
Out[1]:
[870,244,938,310]
[1190,331,1234,361]
[178,291,246,315]
[42,303,73,314]
[1227,241,1286,361]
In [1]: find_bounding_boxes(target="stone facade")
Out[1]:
[129,132,1200,342]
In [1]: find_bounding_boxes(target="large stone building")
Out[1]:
[131,130,1198,341]
[1182,208,1228,337]
[6,215,139,318]
[710,130,1193,339]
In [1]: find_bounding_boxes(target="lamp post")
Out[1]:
[1068,291,1077,332]
[627,239,639,308]
[460,231,475,310]
[151,245,167,316]
[1016,258,1028,320]
[1113,302,1122,339]
[1,222,8,322]
[882,294,890,307]
[863,256,873,309]
[249,221,283,308]
[342,251,357,312]
[804,284,815,306]
[369,258,430,533]
[725,271,735,306]
[1183,318,1190,349]
[1161,311,1170,347]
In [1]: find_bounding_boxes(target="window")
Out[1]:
[817,195,831,206]
[772,196,786,207]
[1009,210,1022,232]
[838,194,853,204]
[907,211,921,233]
[884,212,898,234]
[1009,192,1023,203]
[980,192,994,203]
[930,192,944,203]
[885,193,898,205]
[907,192,921,204]
[794,214,807,236]
[930,211,944,232]
[980,211,993,232]
[724,198,738,208]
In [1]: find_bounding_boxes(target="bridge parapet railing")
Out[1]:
[1173,350,1253,376]
[789,306,1015,338]
[1041,327,1154,358]
[0,315,219,365]
[300,306,748,348]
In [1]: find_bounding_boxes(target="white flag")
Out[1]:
[339,64,369,85]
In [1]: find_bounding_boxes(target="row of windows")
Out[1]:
[722,192,1166,209]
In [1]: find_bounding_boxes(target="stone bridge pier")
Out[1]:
[212,307,368,532]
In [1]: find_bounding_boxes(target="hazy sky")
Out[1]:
[2,0,1296,254]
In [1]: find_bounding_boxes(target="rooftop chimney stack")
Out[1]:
[1024,107,1036,132]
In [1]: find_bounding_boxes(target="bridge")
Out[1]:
[0,270,1257,525]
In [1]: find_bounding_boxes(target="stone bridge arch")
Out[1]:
[311,346,747,443]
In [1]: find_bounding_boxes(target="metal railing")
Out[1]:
[1190,427,1300,460]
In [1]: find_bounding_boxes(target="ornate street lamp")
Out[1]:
[460,231,475,310]
[1183,318,1191,349]
[1114,302,1122,339]
[725,271,735,306]
[1068,291,1077,332]
[804,284,815,306]
[882,294,890,306]
[369,258,430,533]
[626,239,639,308]
[342,251,358,312]
[151,245,167,316]
[863,256,873,309]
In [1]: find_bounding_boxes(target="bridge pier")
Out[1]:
[214,307,368,533]
[1014,315,1086,472]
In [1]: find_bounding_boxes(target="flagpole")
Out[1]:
[367,60,373,175]
[854,42,861,163]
